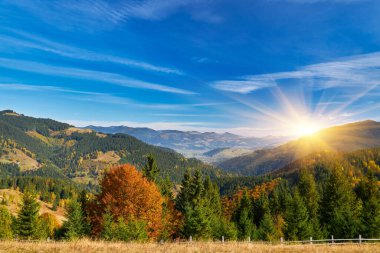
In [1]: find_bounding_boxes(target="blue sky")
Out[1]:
[1,0,380,136]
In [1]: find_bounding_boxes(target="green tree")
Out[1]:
[232,190,255,240]
[356,171,380,238]
[285,190,312,240]
[320,167,361,238]
[16,191,40,239]
[298,169,323,238]
[258,212,276,241]
[0,205,13,239]
[176,170,215,239]
[63,199,86,240]
[143,154,160,183]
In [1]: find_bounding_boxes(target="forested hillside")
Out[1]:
[0,110,221,185]
[219,120,380,176]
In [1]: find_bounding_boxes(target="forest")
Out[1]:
[0,152,379,242]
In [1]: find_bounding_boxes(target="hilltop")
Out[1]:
[219,120,380,176]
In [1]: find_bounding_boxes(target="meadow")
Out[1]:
[0,240,379,253]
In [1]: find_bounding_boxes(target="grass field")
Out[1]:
[0,240,379,253]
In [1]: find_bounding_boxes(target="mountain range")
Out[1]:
[1,109,380,187]
[86,125,288,162]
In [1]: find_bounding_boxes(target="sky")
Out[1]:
[1,0,380,137]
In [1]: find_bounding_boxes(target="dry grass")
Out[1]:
[0,189,66,225]
[0,240,378,253]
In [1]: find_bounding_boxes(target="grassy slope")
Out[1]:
[0,189,66,225]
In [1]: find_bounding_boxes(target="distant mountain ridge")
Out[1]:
[218,120,380,176]
[86,125,288,160]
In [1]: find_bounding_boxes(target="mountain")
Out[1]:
[86,125,288,160]
[200,147,255,164]
[0,110,220,184]
[218,120,380,176]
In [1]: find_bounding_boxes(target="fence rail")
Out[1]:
[1,236,380,245]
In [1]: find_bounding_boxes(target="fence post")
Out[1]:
[359,235,362,244]
[222,236,224,243]
[331,235,334,244]
[189,235,192,242]
[281,237,284,244]
[310,237,312,245]
[248,236,251,243]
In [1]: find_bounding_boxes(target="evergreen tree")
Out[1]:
[320,167,361,238]
[143,154,160,183]
[356,171,380,238]
[297,169,323,238]
[254,193,277,241]
[0,205,13,239]
[232,190,255,240]
[285,190,312,240]
[16,191,40,239]
[63,199,86,240]
[176,170,214,239]
[100,211,114,241]
[258,212,276,241]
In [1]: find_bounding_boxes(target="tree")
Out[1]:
[285,190,312,240]
[232,190,255,240]
[356,171,380,238]
[39,213,59,239]
[297,169,323,238]
[254,193,277,241]
[176,170,219,239]
[143,154,160,183]
[63,199,86,240]
[100,212,148,242]
[16,191,40,239]
[258,212,276,241]
[0,205,13,239]
[320,167,361,238]
[94,164,163,239]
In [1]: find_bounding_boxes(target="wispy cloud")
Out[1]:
[0,29,182,74]
[0,58,194,95]
[5,0,220,30]
[211,52,380,94]
[0,83,214,110]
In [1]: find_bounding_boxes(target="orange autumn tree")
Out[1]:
[94,164,163,238]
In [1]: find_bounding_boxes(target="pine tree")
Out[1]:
[0,205,13,239]
[320,167,361,238]
[143,154,160,183]
[100,211,115,241]
[356,171,380,238]
[298,169,323,238]
[258,212,276,241]
[176,170,214,239]
[232,190,255,240]
[285,189,312,240]
[63,199,86,240]
[16,191,40,239]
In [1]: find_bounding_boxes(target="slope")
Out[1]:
[219,120,380,176]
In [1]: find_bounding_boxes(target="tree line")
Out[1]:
[0,155,379,241]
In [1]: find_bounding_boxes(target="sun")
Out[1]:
[292,120,323,137]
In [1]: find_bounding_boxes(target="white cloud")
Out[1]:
[0,30,182,74]
[5,0,220,30]
[211,52,380,94]
[0,83,213,110]
[0,58,194,95]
